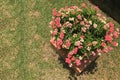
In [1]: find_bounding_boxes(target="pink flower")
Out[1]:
[109,26,114,33]
[94,6,99,11]
[77,14,82,20]
[68,23,73,28]
[56,38,63,49]
[96,13,101,17]
[81,27,86,32]
[113,41,118,46]
[55,17,61,27]
[103,23,109,30]
[57,38,63,45]
[78,45,83,49]
[70,6,78,9]
[52,30,58,36]
[50,21,54,25]
[108,22,114,33]
[80,21,85,25]
[65,58,71,64]
[60,32,64,39]
[80,35,85,39]
[92,51,96,56]
[103,48,109,53]
[74,41,81,46]
[75,59,81,66]
[107,46,113,51]
[85,24,90,29]
[81,3,86,8]
[113,31,119,38]
[105,34,113,42]
[101,42,106,47]
[97,49,102,53]
[66,40,71,48]
[67,52,73,58]
[93,23,97,28]
[50,21,57,29]
[109,22,114,27]
[52,8,57,16]
[63,23,67,27]
[72,47,78,54]
[50,39,57,48]
[71,56,75,61]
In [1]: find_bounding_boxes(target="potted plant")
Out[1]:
[49,3,119,73]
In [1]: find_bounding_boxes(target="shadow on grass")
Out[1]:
[89,0,120,24]
[51,44,98,80]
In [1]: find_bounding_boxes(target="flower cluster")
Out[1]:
[49,3,119,67]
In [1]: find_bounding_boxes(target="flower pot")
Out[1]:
[71,53,99,73]
[52,44,99,73]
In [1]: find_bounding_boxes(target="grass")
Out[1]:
[0,0,120,80]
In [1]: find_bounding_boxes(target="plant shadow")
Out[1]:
[89,0,120,24]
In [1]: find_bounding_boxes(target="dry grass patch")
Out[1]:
[29,11,40,18]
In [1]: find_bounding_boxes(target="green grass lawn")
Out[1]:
[0,0,120,80]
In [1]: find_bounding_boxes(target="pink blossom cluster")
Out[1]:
[49,3,119,67]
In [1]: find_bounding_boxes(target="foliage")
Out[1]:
[50,3,119,67]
